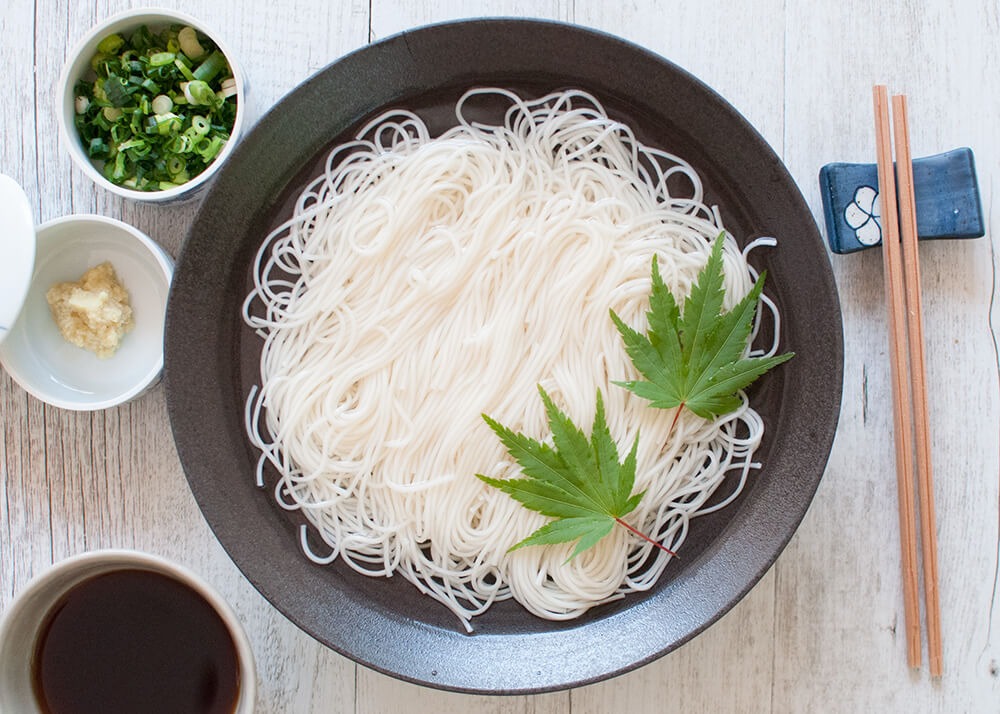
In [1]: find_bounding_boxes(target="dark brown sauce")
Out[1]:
[31,568,241,714]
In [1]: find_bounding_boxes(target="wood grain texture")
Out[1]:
[2,0,999,711]
[0,0,44,610]
[781,0,1000,710]
[2,1,367,712]
[370,0,571,40]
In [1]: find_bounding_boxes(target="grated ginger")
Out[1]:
[46,262,134,359]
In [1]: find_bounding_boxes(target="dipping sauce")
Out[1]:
[31,569,240,714]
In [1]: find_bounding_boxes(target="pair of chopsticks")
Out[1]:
[872,85,942,676]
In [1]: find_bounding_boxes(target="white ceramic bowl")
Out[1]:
[0,550,256,714]
[57,8,246,203]
[0,215,172,410]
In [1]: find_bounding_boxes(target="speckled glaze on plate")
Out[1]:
[164,19,843,694]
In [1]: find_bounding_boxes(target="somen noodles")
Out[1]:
[243,88,782,630]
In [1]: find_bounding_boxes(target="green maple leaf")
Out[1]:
[610,233,794,420]
[477,386,670,561]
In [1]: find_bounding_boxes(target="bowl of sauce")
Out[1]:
[0,551,255,714]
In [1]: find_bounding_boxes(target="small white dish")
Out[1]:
[0,550,256,714]
[57,8,246,203]
[0,215,172,410]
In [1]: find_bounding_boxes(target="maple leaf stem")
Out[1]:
[614,517,677,557]
[604,403,683,558]
[668,403,684,440]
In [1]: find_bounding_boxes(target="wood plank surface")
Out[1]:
[2,0,998,712]
[781,2,1000,712]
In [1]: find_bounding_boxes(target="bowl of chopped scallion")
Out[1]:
[57,9,245,202]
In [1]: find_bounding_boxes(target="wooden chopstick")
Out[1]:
[892,93,943,677]
[872,85,922,669]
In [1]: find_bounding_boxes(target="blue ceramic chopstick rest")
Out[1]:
[819,147,984,254]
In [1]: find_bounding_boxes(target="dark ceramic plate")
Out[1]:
[165,19,843,694]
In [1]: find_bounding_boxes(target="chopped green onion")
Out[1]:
[193,51,226,82]
[110,123,131,143]
[169,134,193,153]
[151,94,173,114]
[112,151,127,181]
[184,80,215,105]
[130,25,154,53]
[178,27,205,60]
[97,33,125,54]
[160,27,178,48]
[118,138,146,152]
[75,25,237,191]
[191,135,210,153]
[217,77,238,100]
[102,76,130,107]
[167,155,186,175]
[198,136,225,161]
[149,51,175,67]
[191,115,211,136]
[153,112,182,135]
[90,52,109,72]
[174,58,196,81]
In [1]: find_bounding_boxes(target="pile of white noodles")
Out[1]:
[243,88,781,630]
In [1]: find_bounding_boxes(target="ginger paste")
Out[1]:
[46,262,134,359]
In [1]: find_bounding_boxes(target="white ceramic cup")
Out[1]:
[57,8,246,203]
[0,214,174,411]
[0,550,256,713]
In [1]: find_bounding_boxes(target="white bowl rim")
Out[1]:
[0,214,172,411]
[56,7,246,203]
[0,548,257,713]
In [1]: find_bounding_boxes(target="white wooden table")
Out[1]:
[3,1,999,711]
